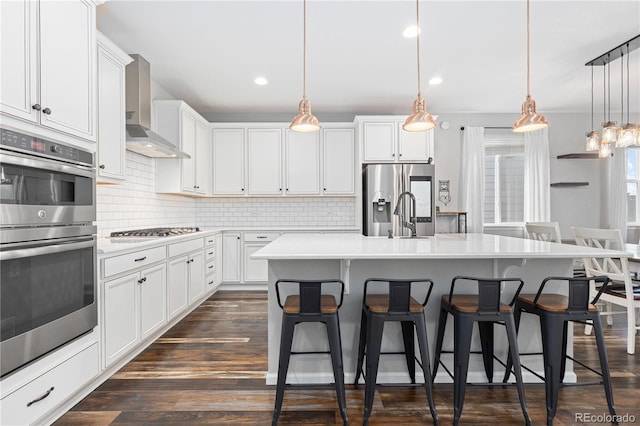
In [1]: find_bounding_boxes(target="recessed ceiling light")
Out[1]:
[254,77,268,86]
[428,77,443,85]
[402,25,420,38]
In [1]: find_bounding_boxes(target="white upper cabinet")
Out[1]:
[358,116,434,163]
[155,100,211,195]
[0,0,97,142]
[212,128,245,195]
[96,32,132,182]
[285,130,320,195]
[247,128,282,195]
[323,128,355,195]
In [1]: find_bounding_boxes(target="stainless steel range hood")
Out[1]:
[125,54,189,159]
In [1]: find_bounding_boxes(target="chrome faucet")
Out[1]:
[393,191,417,237]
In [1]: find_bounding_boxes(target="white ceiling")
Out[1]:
[97,1,640,121]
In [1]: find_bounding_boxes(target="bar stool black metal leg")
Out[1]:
[432,307,449,381]
[273,315,296,426]
[453,315,474,426]
[363,315,385,426]
[502,301,524,383]
[478,321,495,382]
[592,314,617,420]
[401,321,416,384]
[354,309,367,385]
[415,314,439,425]
[559,322,569,382]
[540,315,564,426]
[326,315,349,425]
[504,315,532,426]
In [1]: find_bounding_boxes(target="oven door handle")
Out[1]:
[0,151,95,178]
[0,237,95,261]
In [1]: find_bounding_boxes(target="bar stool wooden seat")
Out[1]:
[432,276,531,426]
[272,279,348,426]
[503,276,616,426]
[353,278,438,425]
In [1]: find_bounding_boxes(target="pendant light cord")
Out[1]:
[416,0,422,98]
[590,66,594,130]
[526,0,530,97]
[302,0,307,100]
[627,43,631,123]
[621,51,624,123]
[603,59,607,124]
[607,57,611,122]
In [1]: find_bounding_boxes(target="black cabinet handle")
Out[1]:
[256,236,267,239]
[208,265,214,269]
[208,251,214,255]
[42,107,52,115]
[324,188,327,191]
[134,256,147,262]
[99,164,105,169]
[208,280,214,285]
[137,277,147,284]
[27,387,54,407]
[186,260,191,264]
[32,104,41,111]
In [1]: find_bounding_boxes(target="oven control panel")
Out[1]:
[0,128,93,167]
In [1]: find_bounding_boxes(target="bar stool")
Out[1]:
[353,278,438,425]
[432,276,531,426]
[272,279,348,425]
[503,276,616,426]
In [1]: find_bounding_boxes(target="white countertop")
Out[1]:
[251,233,630,260]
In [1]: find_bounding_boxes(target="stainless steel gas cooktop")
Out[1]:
[110,227,200,237]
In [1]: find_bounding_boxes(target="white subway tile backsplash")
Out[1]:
[97,151,357,236]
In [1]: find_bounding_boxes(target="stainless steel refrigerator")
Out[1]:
[363,163,435,237]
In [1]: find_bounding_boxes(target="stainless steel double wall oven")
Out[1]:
[0,127,97,377]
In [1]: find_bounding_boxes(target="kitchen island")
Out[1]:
[252,233,628,385]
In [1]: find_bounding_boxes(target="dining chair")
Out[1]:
[525,222,562,243]
[571,226,640,354]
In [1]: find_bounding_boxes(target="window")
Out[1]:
[483,131,525,224]
[627,148,639,223]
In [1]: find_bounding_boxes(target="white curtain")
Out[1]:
[461,127,485,233]
[608,147,627,242]
[523,127,550,222]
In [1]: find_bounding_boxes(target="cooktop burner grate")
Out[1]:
[110,227,200,237]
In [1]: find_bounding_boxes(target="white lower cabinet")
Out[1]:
[222,233,242,283]
[103,263,167,367]
[0,342,99,426]
[242,232,280,283]
[167,238,205,319]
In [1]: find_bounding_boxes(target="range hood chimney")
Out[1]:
[125,54,189,158]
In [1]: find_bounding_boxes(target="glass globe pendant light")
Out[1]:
[601,58,618,144]
[586,66,600,152]
[618,44,637,147]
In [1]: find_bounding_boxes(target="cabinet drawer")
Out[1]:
[204,234,217,246]
[205,260,216,274]
[169,237,204,258]
[0,343,99,426]
[243,232,280,242]
[206,273,216,288]
[103,246,166,278]
[205,246,216,261]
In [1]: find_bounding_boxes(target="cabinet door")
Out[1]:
[39,0,96,140]
[140,264,167,340]
[168,256,189,319]
[243,243,269,282]
[285,130,320,195]
[194,121,211,194]
[213,128,245,195]
[104,272,139,367]
[222,233,241,283]
[323,128,355,195]
[189,250,205,303]
[247,129,282,195]
[180,110,196,192]
[97,44,126,181]
[0,0,38,122]
[363,122,395,162]
[398,127,433,161]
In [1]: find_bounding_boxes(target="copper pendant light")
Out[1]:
[403,0,436,132]
[513,0,548,133]
[290,0,320,132]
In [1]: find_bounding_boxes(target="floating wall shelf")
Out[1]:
[550,182,589,188]
[557,153,600,159]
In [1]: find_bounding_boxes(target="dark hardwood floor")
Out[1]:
[56,291,640,425]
